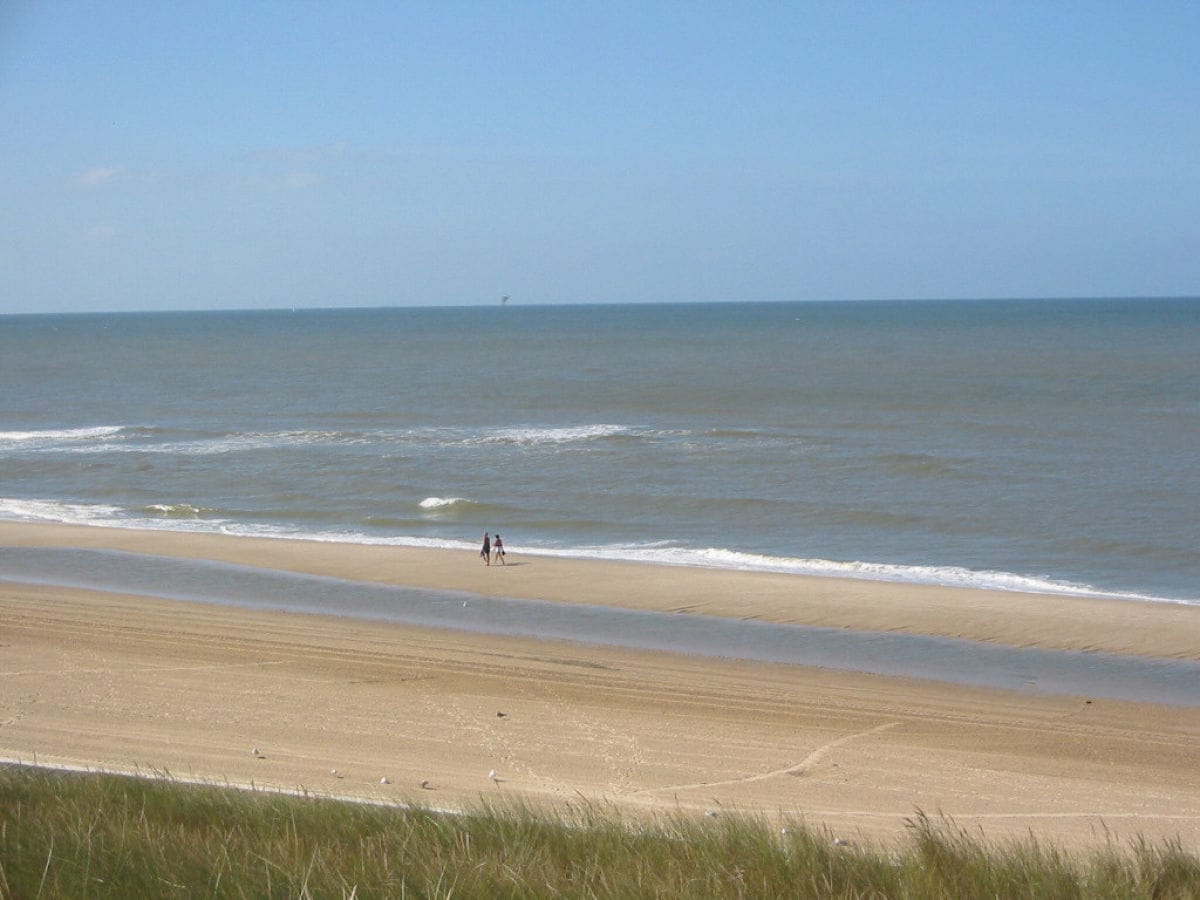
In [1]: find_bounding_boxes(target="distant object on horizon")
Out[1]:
[501,295,509,305]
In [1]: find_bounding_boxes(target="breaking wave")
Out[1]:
[0,425,125,445]
[418,496,473,511]
[142,503,208,518]
[469,424,633,445]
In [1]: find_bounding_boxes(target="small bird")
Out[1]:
[496,711,507,718]
[251,748,262,757]
[488,769,498,781]
[420,779,432,789]
[380,776,390,785]
[330,768,342,778]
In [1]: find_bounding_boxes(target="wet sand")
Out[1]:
[2,522,1199,851]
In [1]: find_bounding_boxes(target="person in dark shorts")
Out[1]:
[480,532,491,565]
[492,533,505,564]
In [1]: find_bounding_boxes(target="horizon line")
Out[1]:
[3,294,1198,319]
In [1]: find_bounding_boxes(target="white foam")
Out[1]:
[144,503,205,518]
[502,541,1195,604]
[471,424,631,445]
[35,424,645,455]
[185,524,1200,604]
[0,425,124,444]
[125,430,355,456]
[0,497,126,525]
[419,496,471,510]
[0,497,241,535]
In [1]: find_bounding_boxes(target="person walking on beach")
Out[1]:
[492,533,505,565]
[480,532,491,565]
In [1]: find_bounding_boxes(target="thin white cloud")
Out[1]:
[73,166,124,189]
[282,169,321,190]
[249,141,350,165]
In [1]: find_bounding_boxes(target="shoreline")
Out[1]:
[4,502,1191,607]
[2,520,1198,661]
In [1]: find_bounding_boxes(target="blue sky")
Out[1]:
[2,2,1197,313]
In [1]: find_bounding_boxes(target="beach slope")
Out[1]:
[2,522,1199,851]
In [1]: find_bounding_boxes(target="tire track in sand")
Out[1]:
[634,721,901,795]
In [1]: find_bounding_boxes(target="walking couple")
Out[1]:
[480,532,505,565]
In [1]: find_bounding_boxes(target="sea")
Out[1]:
[1,298,1197,606]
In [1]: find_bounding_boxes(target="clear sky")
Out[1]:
[2,2,1197,313]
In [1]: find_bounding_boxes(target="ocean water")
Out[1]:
[1,298,1197,604]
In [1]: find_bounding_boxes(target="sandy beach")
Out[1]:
[2,521,1199,852]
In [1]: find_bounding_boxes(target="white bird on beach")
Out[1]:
[488,769,498,782]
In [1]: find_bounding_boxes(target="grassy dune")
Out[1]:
[2,765,1198,898]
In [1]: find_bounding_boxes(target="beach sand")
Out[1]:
[2,521,1199,852]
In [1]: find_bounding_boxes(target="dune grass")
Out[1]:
[2,764,1198,898]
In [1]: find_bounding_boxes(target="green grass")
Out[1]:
[2,764,1198,898]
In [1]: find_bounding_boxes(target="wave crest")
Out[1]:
[0,425,124,444]
[473,424,630,445]
[143,503,205,518]
[418,496,472,510]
